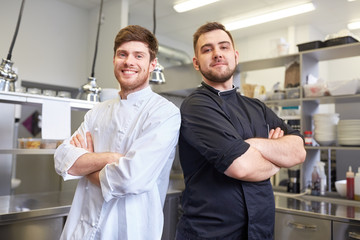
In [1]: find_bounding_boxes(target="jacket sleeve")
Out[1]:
[54,111,93,181]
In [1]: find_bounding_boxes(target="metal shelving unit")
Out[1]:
[0,91,95,154]
[238,42,360,192]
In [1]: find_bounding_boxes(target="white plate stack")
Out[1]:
[313,113,339,146]
[337,120,360,146]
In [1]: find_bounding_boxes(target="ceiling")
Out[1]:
[60,0,360,52]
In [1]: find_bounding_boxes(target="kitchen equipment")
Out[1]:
[325,36,358,47]
[149,60,166,84]
[0,0,25,92]
[42,89,56,97]
[77,77,101,102]
[337,119,360,146]
[77,0,103,102]
[304,131,313,146]
[346,166,355,200]
[287,169,300,193]
[27,88,41,95]
[335,180,346,197]
[57,91,71,98]
[303,82,327,97]
[313,113,339,146]
[311,166,321,196]
[355,167,360,201]
[0,59,18,92]
[327,79,360,96]
[297,40,325,51]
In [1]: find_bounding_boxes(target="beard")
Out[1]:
[198,63,236,83]
[114,66,150,93]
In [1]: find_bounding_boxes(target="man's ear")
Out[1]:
[193,57,200,71]
[235,50,239,64]
[150,58,157,72]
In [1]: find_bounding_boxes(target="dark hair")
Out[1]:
[113,25,158,61]
[193,22,235,53]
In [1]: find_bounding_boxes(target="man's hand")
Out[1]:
[268,127,284,139]
[87,171,100,187]
[70,132,94,152]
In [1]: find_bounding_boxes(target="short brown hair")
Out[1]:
[193,22,235,53]
[113,25,158,61]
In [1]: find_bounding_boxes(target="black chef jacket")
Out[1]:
[177,82,302,240]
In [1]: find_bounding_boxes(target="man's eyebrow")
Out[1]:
[200,41,231,50]
[218,41,231,45]
[200,43,213,50]
[133,51,146,55]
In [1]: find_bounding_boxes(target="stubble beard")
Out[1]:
[199,64,236,83]
[115,68,150,94]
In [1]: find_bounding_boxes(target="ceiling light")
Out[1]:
[348,21,360,30]
[223,2,315,31]
[173,0,220,13]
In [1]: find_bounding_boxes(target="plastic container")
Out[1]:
[303,83,327,97]
[311,166,320,196]
[18,138,41,149]
[355,167,360,201]
[18,138,61,149]
[304,131,313,146]
[42,89,57,97]
[40,139,62,149]
[327,79,360,96]
[271,91,285,100]
[285,87,300,99]
[346,166,355,200]
[297,41,325,51]
[324,36,358,47]
[318,162,327,195]
[27,88,42,95]
[57,91,71,98]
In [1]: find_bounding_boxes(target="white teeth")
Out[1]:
[123,70,136,74]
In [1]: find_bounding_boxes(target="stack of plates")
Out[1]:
[337,120,360,146]
[313,113,339,146]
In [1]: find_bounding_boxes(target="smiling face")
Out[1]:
[113,41,157,99]
[193,29,239,90]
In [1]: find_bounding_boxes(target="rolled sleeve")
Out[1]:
[54,142,89,181]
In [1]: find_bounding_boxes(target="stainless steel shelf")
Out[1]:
[305,146,360,151]
[302,94,360,104]
[263,98,301,106]
[264,94,360,106]
[0,91,96,110]
[0,149,56,155]
[239,54,299,72]
[301,42,360,62]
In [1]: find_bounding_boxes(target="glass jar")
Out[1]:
[304,131,313,146]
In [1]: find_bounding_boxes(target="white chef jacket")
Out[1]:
[54,86,181,240]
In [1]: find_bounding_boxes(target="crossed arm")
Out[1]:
[67,132,123,187]
[224,127,306,182]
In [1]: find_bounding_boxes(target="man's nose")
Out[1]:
[213,49,223,60]
[124,55,134,65]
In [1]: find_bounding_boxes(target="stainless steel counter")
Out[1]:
[0,189,182,240]
[274,191,360,223]
[0,189,182,224]
[0,191,73,224]
[1,190,360,224]
[2,189,360,240]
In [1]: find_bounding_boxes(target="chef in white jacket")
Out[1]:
[54,25,181,240]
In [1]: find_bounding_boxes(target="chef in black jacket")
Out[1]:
[176,22,306,240]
